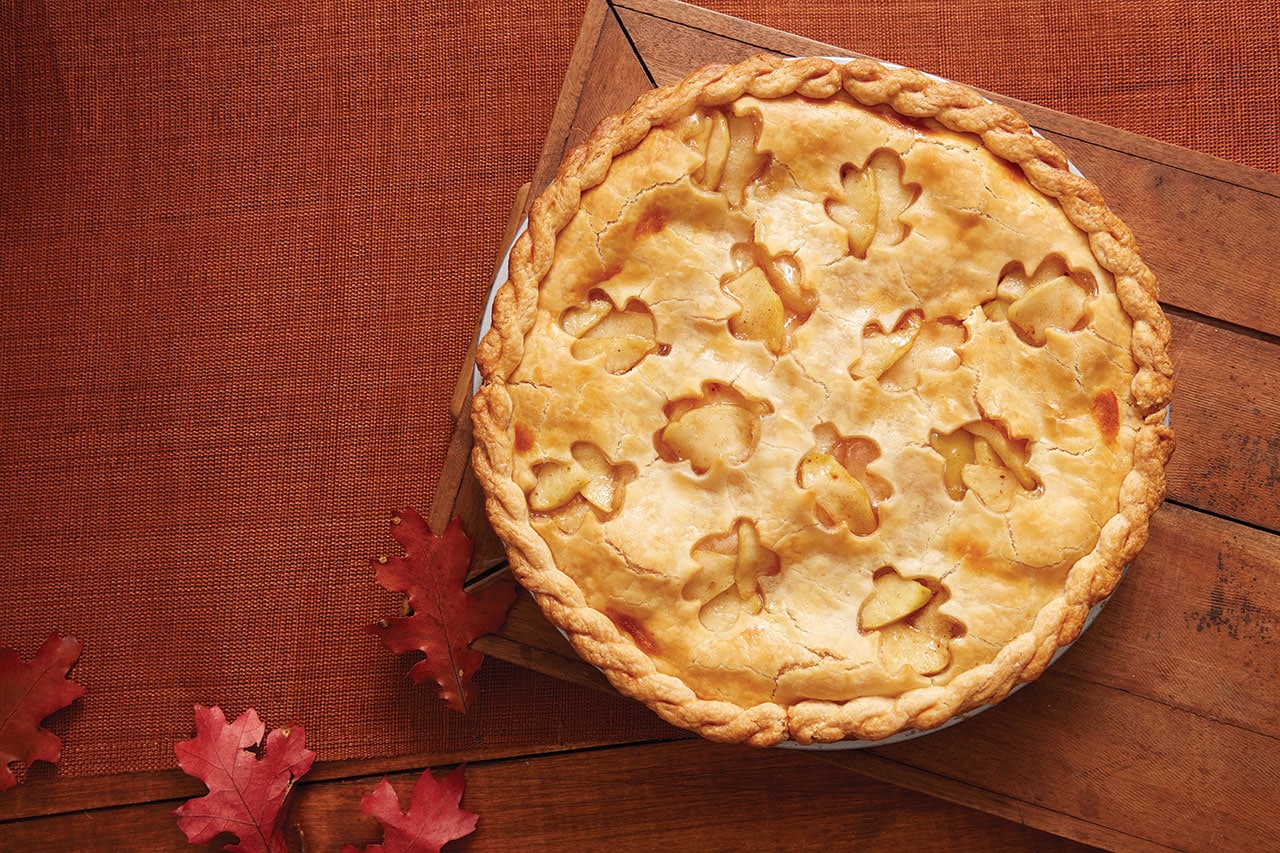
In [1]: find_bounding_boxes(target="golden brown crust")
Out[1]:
[472,55,1173,745]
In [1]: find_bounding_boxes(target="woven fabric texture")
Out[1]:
[1,0,1276,781]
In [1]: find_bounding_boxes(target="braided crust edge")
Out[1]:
[471,54,1175,745]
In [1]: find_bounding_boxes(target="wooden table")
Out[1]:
[3,2,1277,850]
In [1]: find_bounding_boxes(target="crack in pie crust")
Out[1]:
[472,55,1175,746]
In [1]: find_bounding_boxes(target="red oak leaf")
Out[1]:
[368,510,516,713]
[342,766,478,853]
[173,705,316,853]
[0,633,86,791]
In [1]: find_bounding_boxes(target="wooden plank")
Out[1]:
[0,736,639,823]
[457,494,1280,851]
[472,592,616,693]
[1164,313,1280,533]
[617,0,1279,187]
[447,183,532,425]
[1027,133,1280,339]
[1054,502,1280,737]
[473,5,1280,535]
[529,1,655,205]
[431,183,531,543]
[0,741,1095,852]
[616,0,848,74]
[473,501,1280,734]
[447,741,1094,852]
[526,0,615,206]
[830,669,1279,852]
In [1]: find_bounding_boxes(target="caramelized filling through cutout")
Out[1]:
[656,382,772,474]
[982,256,1097,347]
[825,149,919,258]
[721,242,815,354]
[683,108,771,208]
[684,519,781,632]
[528,442,636,533]
[871,574,961,677]
[850,310,967,391]
[930,420,1040,511]
[797,425,892,535]
[561,290,666,374]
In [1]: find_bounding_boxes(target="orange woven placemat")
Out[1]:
[2,0,1276,782]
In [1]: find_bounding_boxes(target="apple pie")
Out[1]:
[471,55,1174,745]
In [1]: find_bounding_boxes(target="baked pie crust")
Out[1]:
[471,55,1174,745]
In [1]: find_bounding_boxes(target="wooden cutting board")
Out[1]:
[434,2,1280,850]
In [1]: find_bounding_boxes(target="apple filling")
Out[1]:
[685,519,781,632]
[562,292,664,374]
[851,311,967,392]
[797,427,891,535]
[859,571,957,677]
[721,242,815,355]
[656,382,772,474]
[825,149,918,258]
[982,257,1096,347]
[528,442,634,532]
[930,421,1039,512]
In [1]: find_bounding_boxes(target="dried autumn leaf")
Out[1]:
[341,766,478,853]
[173,705,316,853]
[0,633,86,791]
[368,510,517,713]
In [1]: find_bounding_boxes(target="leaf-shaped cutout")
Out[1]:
[797,426,892,534]
[852,310,922,380]
[562,291,663,374]
[1006,276,1089,346]
[878,622,950,676]
[859,570,933,631]
[798,452,877,534]
[699,587,745,632]
[656,382,771,474]
[826,149,918,258]
[723,242,815,354]
[691,109,730,191]
[874,578,961,676]
[878,317,967,391]
[930,428,975,500]
[528,460,591,512]
[686,520,778,632]
[961,464,1020,513]
[983,257,1094,347]
[930,420,1038,506]
[852,311,968,392]
[661,404,755,474]
[734,520,779,599]
[723,267,785,352]
[572,442,631,513]
[718,112,769,207]
[528,443,633,517]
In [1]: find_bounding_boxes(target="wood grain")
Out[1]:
[1057,502,1280,736]
[0,741,1094,852]
[529,7,655,204]
[1164,313,1280,533]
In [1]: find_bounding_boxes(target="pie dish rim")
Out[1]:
[470,53,1175,746]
